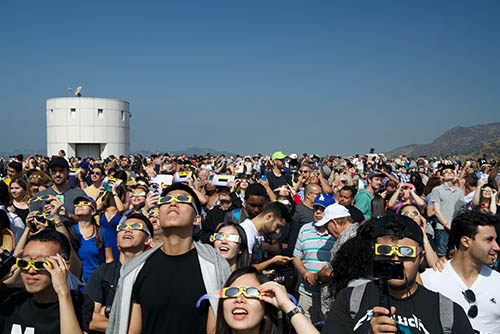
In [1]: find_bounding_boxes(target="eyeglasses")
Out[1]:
[402,210,421,217]
[16,258,51,271]
[462,289,478,318]
[130,191,146,197]
[158,195,199,215]
[482,187,493,192]
[299,169,309,174]
[32,211,54,222]
[211,233,240,243]
[374,244,419,258]
[442,169,455,174]
[28,195,51,204]
[74,201,92,207]
[116,222,150,235]
[90,171,102,175]
[147,210,159,218]
[310,172,320,177]
[196,287,298,308]
[29,175,41,179]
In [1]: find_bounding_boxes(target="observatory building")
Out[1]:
[46,97,130,158]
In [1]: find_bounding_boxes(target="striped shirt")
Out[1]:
[293,222,335,296]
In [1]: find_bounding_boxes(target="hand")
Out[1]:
[316,264,333,283]
[48,197,64,217]
[259,281,296,313]
[432,257,447,272]
[271,255,292,266]
[44,253,70,297]
[144,193,159,212]
[443,221,451,230]
[304,271,318,286]
[370,306,398,334]
[379,190,388,199]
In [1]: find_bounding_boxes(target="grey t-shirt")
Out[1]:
[430,184,465,229]
[292,203,314,225]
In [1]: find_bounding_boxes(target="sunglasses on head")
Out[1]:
[211,233,240,243]
[16,258,51,271]
[196,287,298,308]
[116,222,150,235]
[375,244,419,258]
[32,211,54,222]
[462,289,478,318]
[130,191,146,197]
[402,210,420,217]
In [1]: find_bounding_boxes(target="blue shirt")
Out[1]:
[74,224,113,282]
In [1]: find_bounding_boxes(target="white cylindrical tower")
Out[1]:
[46,97,130,158]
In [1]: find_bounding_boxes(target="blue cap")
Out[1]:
[313,193,335,208]
[80,161,91,172]
[73,195,97,210]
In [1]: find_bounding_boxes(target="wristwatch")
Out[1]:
[285,305,304,322]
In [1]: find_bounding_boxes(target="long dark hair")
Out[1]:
[371,195,386,218]
[215,267,278,334]
[327,220,375,298]
[214,222,251,269]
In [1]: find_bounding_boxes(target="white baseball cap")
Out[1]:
[315,203,351,227]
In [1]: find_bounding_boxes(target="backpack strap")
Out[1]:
[349,283,368,320]
[439,293,454,334]
[101,261,120,307]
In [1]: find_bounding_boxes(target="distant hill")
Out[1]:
[386,122,500,158]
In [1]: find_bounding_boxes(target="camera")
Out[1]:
[373,259,404,281]
[0,249,16,280]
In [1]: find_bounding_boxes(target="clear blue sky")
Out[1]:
[1,0,499,156]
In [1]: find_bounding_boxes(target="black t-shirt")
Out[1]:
[132,248,209,334]
[322,282,473,334]
[266,170,292,191]
[0,289,93,334]
[348,206,365,223]
[84,261,121,307]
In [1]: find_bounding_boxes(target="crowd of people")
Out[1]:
[0,149,499,333]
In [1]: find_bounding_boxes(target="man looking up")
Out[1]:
[322,215,474,333]
[84,213,153,333]
[266,151,292,191]
[0,230,93,333]
[29,156,86,223]
[106,183,231,334]
[421,210,500,334]
[354,170,384,219]
[431,165,465,258]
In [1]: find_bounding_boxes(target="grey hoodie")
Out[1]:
[106,242,231,334]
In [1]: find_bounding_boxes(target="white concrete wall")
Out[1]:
[46,97,130,158]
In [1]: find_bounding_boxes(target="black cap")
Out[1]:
[373,215,423,246]
[367,171,384,179]
[48,156,69,169]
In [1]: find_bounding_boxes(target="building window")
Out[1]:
[70,108,76,119]
[121,110,125,121]
[98,109,103,119]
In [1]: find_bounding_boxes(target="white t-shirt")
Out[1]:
[421,260,500,334]
[240,219,259,254]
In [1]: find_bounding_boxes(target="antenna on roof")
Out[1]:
[74,86,82,97]
[67,86,83,97]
